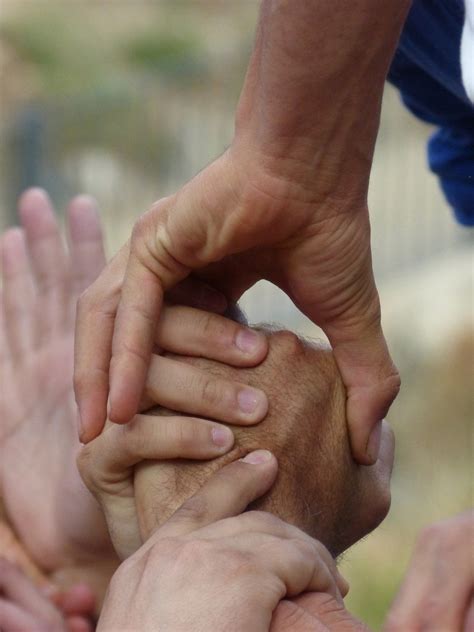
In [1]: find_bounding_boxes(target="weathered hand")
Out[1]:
[98,452,348,632]
[74,1,408,466]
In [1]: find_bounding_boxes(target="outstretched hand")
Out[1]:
[0,189,116,593]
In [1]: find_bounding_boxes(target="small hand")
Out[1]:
[97,451,348,632]
[384,510,474,631]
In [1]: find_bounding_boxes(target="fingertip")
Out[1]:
[17,187,57,236]
[234,328,269,363]
[67,196,102,241]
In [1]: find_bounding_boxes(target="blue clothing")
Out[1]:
[388,0,474,225]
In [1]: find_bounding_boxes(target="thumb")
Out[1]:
[108,157,244,424]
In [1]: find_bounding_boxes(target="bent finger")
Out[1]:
[78,414,235,491]
[155,450,278,540]
[145,355,267,425]
[107,202,189,426]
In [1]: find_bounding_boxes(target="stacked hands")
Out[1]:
[1,189,473,631]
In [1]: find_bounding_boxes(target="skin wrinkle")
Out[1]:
[134,317,393,558]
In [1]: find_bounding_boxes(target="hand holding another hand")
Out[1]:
[98,452,348,632]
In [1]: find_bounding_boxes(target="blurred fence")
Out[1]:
[0,82,469,325]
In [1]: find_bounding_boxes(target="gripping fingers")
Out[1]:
[78,414,235,491]
[155,451,278,540]
[255,537,343,603]
[156,305,268,367]
[146,355,268,425]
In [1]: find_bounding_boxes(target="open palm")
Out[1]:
[0,189,115,589]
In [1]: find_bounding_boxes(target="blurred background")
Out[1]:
[0,1,472,628]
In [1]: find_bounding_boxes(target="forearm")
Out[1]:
[234,0,412,205]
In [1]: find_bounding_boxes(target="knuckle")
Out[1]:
[76,446,95,487]
[272,330,304,358]
[170,419,203,453]
[199,376,222,407]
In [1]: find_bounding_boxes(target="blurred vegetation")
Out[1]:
[0,2,230,179]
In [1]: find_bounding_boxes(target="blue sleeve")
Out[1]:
[387,0,474,226]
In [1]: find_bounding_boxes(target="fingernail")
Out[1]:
[367,421,383,463]
[237,388,265,415]
[242,449,272,464]
[337,572,350,597]
[235,328,262,353]
[211,425,234,448]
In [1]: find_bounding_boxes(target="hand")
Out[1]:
[271,592,369,631]
[0,558,93,632]
[74,4,407,466]
[0,189,116,596]
[79,327,395,561]
[98,451,348,632]
[384,510,474,631]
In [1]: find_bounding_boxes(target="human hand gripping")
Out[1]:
[74,1,410,465]
[97,451,349,632]
[1,189,267,593]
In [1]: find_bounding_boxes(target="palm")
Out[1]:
[0,190,113,578]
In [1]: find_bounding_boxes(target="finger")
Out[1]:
[229,533,342,602]
[156,305,268,366]
[270,599,329,632]
[74,243,129,443]
[0,598,46,632]
[107,200,191,426]
[78,414,235,491]
[145,355,267,425]
[384,524,473,631]
[66,615,94,632]
[108,249,167,425]
[166,277,227,313]
[195,512,348,597]
[155,450,278,539]
[18,188,68,289]
[0,559,65,628]
[67,195,106,296]
[53,584,96,617]
[0,228,36,357]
